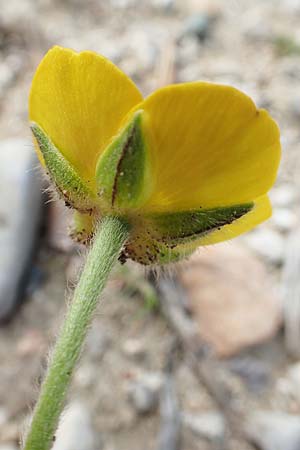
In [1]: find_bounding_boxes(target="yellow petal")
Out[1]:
[138,82,280,212]
[29,46,143,185]
[185,195,271,248]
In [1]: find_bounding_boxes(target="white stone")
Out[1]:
[122,338,146,360]
[0,407,8,426]
[182,411,225,441]
[127,372,164,414]
[53,402,96,450]
[277,363,300,402]
[269,185,297,208]
[244,228,284,264]
[0,446,18,450]
[280,0,300,13]
[271,208,297,232]
[0,139,43,321]
[245,411,300,450]
[287,363,300,386]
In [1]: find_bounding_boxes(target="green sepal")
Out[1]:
[120,203,254,265]
[95,110,151,210]
[69,211,96,245]
[31,122,95,212]
[147,203,254,245]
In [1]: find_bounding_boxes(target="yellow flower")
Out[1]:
[29,46,281,265]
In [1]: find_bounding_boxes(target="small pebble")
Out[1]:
[182,14,211,42]
[0,407,8,426]
[122,338,147,361]
[52,402,97,450]
[244,228,284,265]
[0,445,18,450]
[289,95,300,120]
[0,139,43,321]
[269,184,297,208]
[127,372,163,415]
[226,357,271,393]
[245,411,300,450]
[182,411,225,442]
[271,208,297,232]
[277,363,300,403]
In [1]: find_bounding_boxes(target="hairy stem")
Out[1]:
[23,215,130,450]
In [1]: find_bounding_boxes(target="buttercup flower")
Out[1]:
[29,46,281,265]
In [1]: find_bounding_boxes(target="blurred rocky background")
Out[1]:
[1,0,300,449]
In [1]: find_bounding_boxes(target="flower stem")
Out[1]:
[23,215,130,450]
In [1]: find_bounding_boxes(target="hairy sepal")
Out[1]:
[147,203,254,245]
[31,122,95,212]
[95,110,151,210]
[121,203,254,265]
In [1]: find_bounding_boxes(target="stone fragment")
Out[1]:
[244,228,284,264]
[0,445,18,450]
[276,363,300,403]
[53,402,97,450]
[226,356,271,392]
[0,407,8,427]
[127,372,163,414]
[179,243,281,357]
[269,184,297,208]
[245,411,300,450]
[16,329,46,356]
[182,14,212,42]
[157,376,181,450]
[271,208,297,232]
[289,95,300,120]
[0,139,43,322]
[122,338,147,361]
[182,411,225,442]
